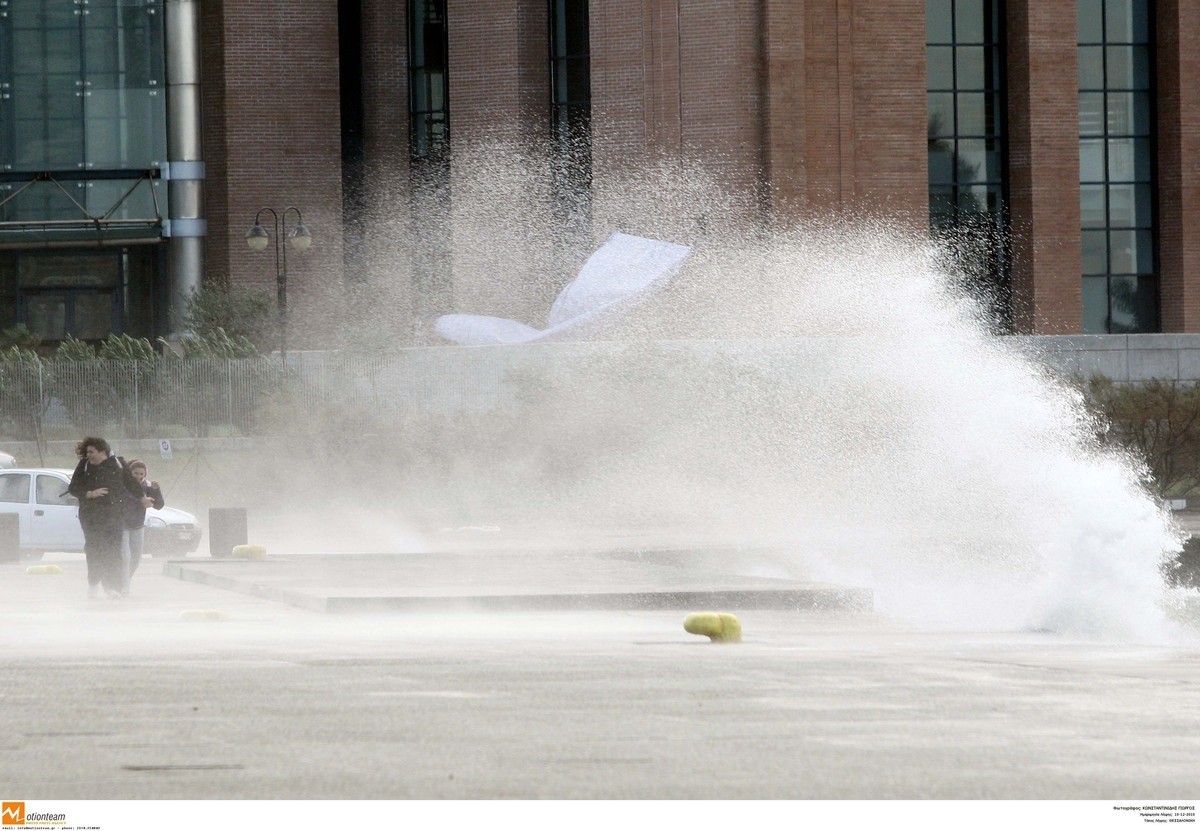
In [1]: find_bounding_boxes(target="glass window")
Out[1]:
[36,475,75,506]
[955,47,986,89]
[408,0,450,161]
[1079,0,1156,332]
[1078,47,1105,89]
[1080,139,1106,182]
[1082,276,1108,333]
[0,474,31,504]
[1106,45,1149,89]
[1108,275,1157,333]
[18,253,120,289]
[1083,230,1109,275]
[956,92,990,135]
[929,147,956,184]
[927,46,954,88]
[1078,0,1104,43]
[1106,137,1151,182]
[1106,91,1151,136]
[1081,185,1107,228]
[927,1,1008,325]
[953,0,984,42]
[1079,92,1105,135]
[1105,0,1149,43]
[1107,183,1152,228]
[927,0,953,42]
[1108,229,1153,274]
[550,0,592,210]
[25,295,68,340]
[928,93,955,136]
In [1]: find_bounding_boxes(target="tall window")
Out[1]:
[407,0,451,324]
[926,0,1009,324]
[1079,0,1156,333]
[549,0,590,188]
[409,0,449,164]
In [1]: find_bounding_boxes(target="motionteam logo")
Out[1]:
[1,803,23,826]
[2,803,65,827]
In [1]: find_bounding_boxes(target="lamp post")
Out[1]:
[245,206,312,362]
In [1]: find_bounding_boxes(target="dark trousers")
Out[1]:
[82,520,123,591]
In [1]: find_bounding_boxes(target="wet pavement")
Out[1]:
[2,552,1199,800]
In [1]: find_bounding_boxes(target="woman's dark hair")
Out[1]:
[75,436,110,458]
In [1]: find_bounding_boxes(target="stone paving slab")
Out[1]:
[164,549,873,614]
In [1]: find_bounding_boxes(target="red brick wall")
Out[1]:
[200,0,345,346]
[763,1,806,216]
[1006,0,1082,334]
[198,0,230,291]
[849,0,927,223]
[1156,0,1200,332]
[446,0,548,143]
[196,1,1200,340]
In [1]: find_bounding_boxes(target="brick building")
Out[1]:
[1,0,1198,346]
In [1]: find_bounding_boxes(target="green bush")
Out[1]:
[1085,375,1200,497]
[182,287,273,352]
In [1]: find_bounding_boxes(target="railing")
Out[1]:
[6,335,1200,446]
[0,349,528,443]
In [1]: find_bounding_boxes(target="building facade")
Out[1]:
[1,0,1198,347]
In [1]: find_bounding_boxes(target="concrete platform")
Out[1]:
[163,549,873,614]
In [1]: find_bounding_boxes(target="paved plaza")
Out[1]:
[2,552,1200,800]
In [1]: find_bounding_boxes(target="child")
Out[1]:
[123,460,164,591]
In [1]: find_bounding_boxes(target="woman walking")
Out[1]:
[68,437,144,598]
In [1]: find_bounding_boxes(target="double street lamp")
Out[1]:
[245,206,312,361]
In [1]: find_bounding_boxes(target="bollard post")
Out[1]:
[0,513,20,563]
[207,507,247,559]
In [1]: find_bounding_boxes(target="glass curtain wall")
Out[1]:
[0,0,167,341]
[407,0,451,324]
[0,0,167,226]
[1078,0,1157,333]
[926,0,1010,325]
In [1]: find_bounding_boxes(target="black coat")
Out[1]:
[127,480,165,529]
[68,455,144,530]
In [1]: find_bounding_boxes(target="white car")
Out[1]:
[0,468,202,560]
[0,451,15,469]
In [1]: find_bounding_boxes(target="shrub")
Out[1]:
[1085,375,1200,497]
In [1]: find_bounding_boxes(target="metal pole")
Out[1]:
[278,212,287,364]
[164,0,205,339]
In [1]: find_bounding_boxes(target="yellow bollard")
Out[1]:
[25,564,64,575]
[683,612,742,643]
[230,544,267,560]
[179,609,227,621]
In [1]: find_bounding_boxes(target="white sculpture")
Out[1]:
[434,232,693,345]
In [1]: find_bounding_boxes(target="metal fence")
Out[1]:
[6,334,1191,445]
[0,349,531,443]
[0,341,726,444]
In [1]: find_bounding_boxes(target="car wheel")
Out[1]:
[21,550,44,562]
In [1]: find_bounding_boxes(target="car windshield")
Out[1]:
[0,473,30,504]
